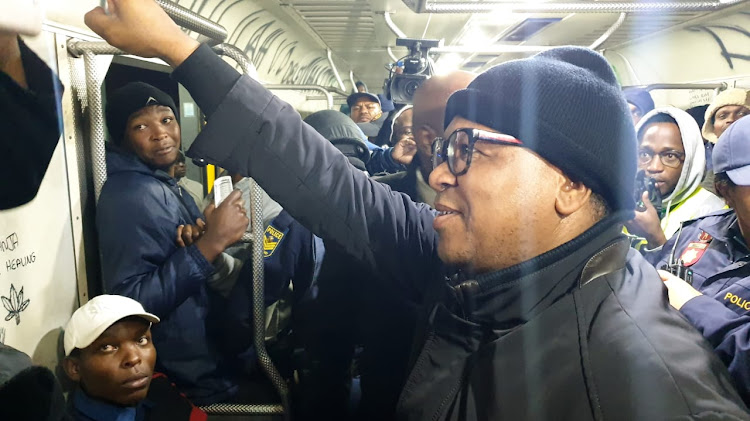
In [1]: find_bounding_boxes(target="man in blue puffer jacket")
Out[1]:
[96,82,249,405]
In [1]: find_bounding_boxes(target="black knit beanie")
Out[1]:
[105,82,179,145]
[444,46,636,214]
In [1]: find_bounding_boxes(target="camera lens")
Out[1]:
[404,80,421,97]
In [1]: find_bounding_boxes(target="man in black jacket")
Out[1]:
[86,1,750,418]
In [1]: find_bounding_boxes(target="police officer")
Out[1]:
[649,115,750,402]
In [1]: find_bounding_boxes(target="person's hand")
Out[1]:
[176,218,206,247]
[391,136,417,166]
[195,190,248,262]
[84,0,200,67]
[658,270,703,310]
[625,192,667,248]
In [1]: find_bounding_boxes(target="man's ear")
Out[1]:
[715,180,734,208]
[555,175,592,217]
[62,356,81,383]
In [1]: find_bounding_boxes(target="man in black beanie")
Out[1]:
[88,3,749,418]
[96,81,251,405]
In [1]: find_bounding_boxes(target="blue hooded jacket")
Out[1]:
[95,146,236,405]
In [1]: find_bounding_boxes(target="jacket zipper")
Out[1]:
[429,280,480,421]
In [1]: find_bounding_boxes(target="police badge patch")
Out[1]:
[679,242,709,267]
[263,225,285,258]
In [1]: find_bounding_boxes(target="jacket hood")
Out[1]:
[387,105,413,145]
[702,88,750,143]
[303,110,368,144]
[636,107,706,207]
[105,143,173,183]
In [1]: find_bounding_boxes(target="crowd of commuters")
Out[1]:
[4,0,750,420]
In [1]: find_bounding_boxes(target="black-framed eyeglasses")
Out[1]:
[432,128,523,176]
[637,149,685,169]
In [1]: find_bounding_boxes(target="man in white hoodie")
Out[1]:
[627,107,725,249]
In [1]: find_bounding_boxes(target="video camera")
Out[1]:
[384,38,442,105]
[634,170,663,214]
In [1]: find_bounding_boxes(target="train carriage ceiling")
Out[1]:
[46,0,749,94]
[265,0,749,91]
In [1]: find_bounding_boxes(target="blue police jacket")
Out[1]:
[96,146,236,405]
[647,208,750,403]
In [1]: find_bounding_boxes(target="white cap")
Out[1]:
[64,295,160,356]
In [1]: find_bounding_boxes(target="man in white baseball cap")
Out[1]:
[62,295,205,421]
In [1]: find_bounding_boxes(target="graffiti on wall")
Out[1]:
[184,0,339,86]
[688,13,750,69]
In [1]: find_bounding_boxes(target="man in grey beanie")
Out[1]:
[88,1,749,418]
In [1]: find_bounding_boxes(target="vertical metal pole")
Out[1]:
[83,51,107,202]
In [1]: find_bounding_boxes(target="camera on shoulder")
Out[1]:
[384,38,442,105]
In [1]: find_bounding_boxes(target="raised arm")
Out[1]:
[85,0,443,296]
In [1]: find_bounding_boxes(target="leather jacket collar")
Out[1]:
[447,213,630,327]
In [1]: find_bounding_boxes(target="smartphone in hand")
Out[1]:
[213,176,233,207]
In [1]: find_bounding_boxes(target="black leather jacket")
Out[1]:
[178,44,749,420]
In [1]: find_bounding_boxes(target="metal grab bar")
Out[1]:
[212,43,259,78]
[589,13,627,50]
[213,45,293,421]
[327,49,347,92]
[82,51,108,202]
[412,0,749,14]
[67,41,123,57]
[383,11,407,38]
[623,83,729,92]
[266,84,335,109]
[155,0,227,43]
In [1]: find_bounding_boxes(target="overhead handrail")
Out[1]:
[623,82,729,92]
[430,45,550,54]
[211,45,291,420]
[266,84,335,109]
[383,11,407,38]
[409,0,749,14]
[387,45,399,63]
[212,43,259,79]
[589,13,627,50]
[348,70,357,94]
[155,0,227,43]
[327,49,347,92]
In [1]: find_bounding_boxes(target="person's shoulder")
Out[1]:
[101,171,165,200]
[682,207,734,228]
[591,251,749,416]
[98,174,176,220]
[692,187,727,208]
[374,170,410,185]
